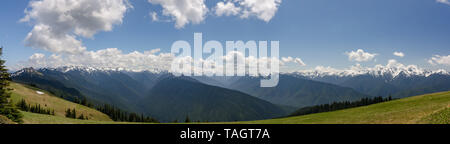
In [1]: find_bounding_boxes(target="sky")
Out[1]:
[0,0,449,73]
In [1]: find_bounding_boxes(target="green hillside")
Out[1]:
[230,91,449,124]
[8,82,114,124]
[5,81,449,124]
[19,111,143,124]
[0,115,17,124]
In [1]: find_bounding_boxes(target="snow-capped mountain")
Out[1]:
[10,67,43,77]
[10,64,450,107]
[41,66,168,74]
[286,64,450,98]
[10,66,288,122]
[290,64,448,79]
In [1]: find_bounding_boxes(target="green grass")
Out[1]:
[7,81,449,124]
[9,82,113,123]
[419,108,449,124]
[19,111,143,124]
[0,115,17,124]
[227,91,450,124]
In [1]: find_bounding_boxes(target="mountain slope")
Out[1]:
[293,66,450,98]
[11,68,87,103]
[12,67,288,122]
[228,75,370,108]
[12,67,149,112]
[0,115,16,124]
[8,82,112,123]
[139,76,287,122]
[232,91,450,124]
[304,73,450,98]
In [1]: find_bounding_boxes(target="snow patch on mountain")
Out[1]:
[43,66,167,74]
[11,59,449,79]
[291,60,449,78]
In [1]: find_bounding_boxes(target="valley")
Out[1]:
[5,66,450,124]
[5,81,449,124]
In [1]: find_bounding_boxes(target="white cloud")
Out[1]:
[148,0,282,28]
[437,0,450,5]
[150,11,159,22]
[428,55,450,66]
[294,58,306,66]
[281,57,293,63]
[215,1,241,16]
[19,49,307,76]
[214,0,282,22]
[15,0,286,73]
[21,48,175,72]
[281,57,306,66]
[239,0,282,22]
[148,0,208,29]
[29,53,45,60]
[393,51,405,57]
[21,0,131,54]
[25,24,86,54]
[345,49,377,62]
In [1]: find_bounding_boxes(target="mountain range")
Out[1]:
[11,67,287,122]
[10,66,450,122]
[290,66,450,98]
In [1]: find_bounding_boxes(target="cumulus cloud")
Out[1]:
[294,58,306,66]
[150,11,159,22]
[345,49,377,62]
[16,0,287,73]
[428,55,450,66]
[215,1,241,16]
[21,0,131,54]
[393,51,405,57]
[148,0,208,29]
[21,48,175,72]
[214,0,282,22]
[281,57,306,66]
[239,0,282,22]
[147,0,282,28]
[437,0,450,5]
[24,24,87,54]
[18,48,306,76]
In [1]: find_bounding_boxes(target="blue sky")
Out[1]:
[1,0,450,72]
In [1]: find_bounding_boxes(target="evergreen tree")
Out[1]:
[290,96,394,117]
[65,108,72,118]
[185,115,190,123]
[71,108,76,118]
[95,103,158,123]
[77,114,85,120]
[0,46,22,123]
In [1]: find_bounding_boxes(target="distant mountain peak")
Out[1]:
[19,66,168,74]
[11,67,43,77]
[291,64,449,79]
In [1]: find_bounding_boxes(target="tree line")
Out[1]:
[20,85,159,123]
[66,99,159,122]
[96,104,158,123]
[290,96,394,117]
[0,47,22,123]
[65,108,88,120]
[16,99,55,115]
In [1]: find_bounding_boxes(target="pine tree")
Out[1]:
[77,114,85,120]
[71,109,76,118]
[65,108,72,118]
[185,115,190,123]
[0,46,22,123]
